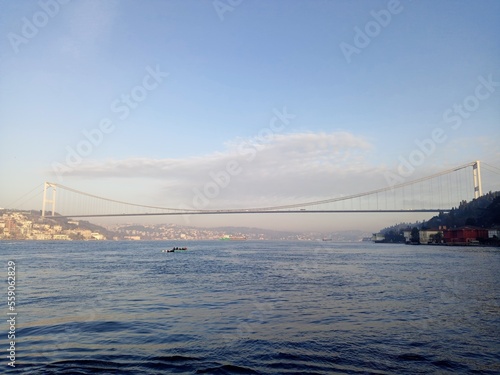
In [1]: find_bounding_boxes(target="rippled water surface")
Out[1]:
[1,241,499,374]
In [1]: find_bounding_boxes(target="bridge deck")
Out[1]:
[51,209,450,218]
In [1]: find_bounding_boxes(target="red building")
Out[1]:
[443,226,489,245]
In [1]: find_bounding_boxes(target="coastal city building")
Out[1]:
[0,211,107,241]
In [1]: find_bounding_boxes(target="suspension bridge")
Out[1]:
[24,160,499,219]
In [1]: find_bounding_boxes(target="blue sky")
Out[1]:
[1,0,499,232]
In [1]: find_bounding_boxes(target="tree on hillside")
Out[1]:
[410,227,420,244]
[478,196,500,227]
[383,230,405,243]
[465,217,477,226]
[430,231,443,244]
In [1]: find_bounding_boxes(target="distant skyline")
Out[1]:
[1,0,499,232]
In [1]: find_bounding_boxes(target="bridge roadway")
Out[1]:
[51,208,450,219]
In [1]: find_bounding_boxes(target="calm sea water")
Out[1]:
[0,241,499,374]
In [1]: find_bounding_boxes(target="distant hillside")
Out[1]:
[1,209,371,241]
[113,223,371,241]
[379,191,500,241]
[425,191,500,229]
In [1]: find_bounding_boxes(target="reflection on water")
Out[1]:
[1,241,499,374]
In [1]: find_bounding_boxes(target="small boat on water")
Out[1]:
[162,247,188,253]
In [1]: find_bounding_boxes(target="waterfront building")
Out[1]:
[443,226,489,245]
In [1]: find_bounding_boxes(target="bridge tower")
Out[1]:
[42,182,56,217]
[472,160,482,199]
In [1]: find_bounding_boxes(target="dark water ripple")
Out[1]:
[1,241,499,374]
